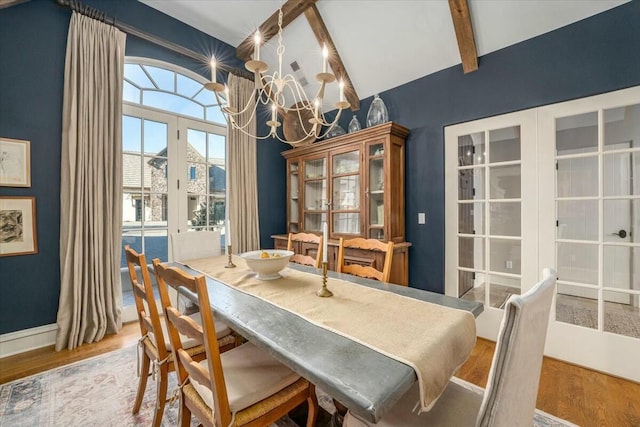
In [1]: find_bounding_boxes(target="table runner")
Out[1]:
[184,255,476,412]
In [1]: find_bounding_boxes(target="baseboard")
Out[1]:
[0,324,58,358]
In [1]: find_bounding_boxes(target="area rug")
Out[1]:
[0,345,577,426]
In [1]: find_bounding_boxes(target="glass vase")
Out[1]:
[348,115,361,133]
[366,94,388,127]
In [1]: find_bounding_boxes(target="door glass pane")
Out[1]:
[290,199,299,222]
[123,116,142,152]
[187,194,206,229]
[489,164,521,199]
[123,192,143,223]
[333,151,359,174]
[489,126,521,163]
[489,238,521,274]
[557,200,599,241]
[305,159,326,180]
[459,271,484,303]
[369,228,384,240]
[333,213,359,234]
[603,199,638,243]
[187,128,206,156]
[603,152,639,196]
[488,274,521,309]
[489,202,521,236]
[556,284,598,330]
[143,119,168,155]
[557,242,598,285]
[208,133,226,162]
[144,156,167,190]
[304,213,326,232]
[458,237,484,269]
[604,104,640,150]
[370,195,384,226]
[146,194,168,227]
[144,229,168,263]
[369,143,384,156]
[305,180,326,210]
[603,246,639,290]
[458,132,485,166]
[333,176,359,210]
[370,157,384,192]
[603,291,640,339]
[556,112,598,155]
[556,157,598,197]
[458,168,484,200]
[459,202,484,235]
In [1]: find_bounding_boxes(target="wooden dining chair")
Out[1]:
[153,260,319,427]
[343,268,558,427]
[124,246,235,427]
[287,232,323,268]
[337,237,394,283]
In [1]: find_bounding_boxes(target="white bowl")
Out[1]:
[240,250,294,280]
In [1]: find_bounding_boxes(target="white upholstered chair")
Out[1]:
[344,268,557,427]
[170,230,222,262]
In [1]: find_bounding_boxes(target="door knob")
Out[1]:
[612,229,627,239]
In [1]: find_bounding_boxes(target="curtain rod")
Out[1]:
[55,0,254,81]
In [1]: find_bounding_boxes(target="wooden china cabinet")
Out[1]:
[272,122,411,285]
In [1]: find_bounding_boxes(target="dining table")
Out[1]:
[172,256,483,423]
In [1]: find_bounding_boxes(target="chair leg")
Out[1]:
[152,364,169,427]
[179,397,192,427]
[306,385,319,427]
[132,352,151,414]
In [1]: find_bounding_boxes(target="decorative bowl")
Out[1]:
[240,250,294,280]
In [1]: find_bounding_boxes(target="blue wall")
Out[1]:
[1,0,639,334]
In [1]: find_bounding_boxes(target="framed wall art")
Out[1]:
[0,196,38,257]
[0,137,31,187]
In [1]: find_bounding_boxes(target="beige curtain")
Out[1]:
[56,12,126,350]
[228,74,260,253]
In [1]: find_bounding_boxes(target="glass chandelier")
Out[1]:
[205,8,350,145]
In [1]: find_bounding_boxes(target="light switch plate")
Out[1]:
[418,212,426,224]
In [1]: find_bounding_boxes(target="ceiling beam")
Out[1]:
[304,4,360,111]
[0,0,31,9]
[448,0,478,74]
[236,0,317,62]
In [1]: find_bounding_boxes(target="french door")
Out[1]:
[121,105,226,321]
[446,86,640,381]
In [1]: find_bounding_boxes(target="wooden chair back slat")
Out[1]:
[165,306,204,344]
[287,232,323,268]
[177,348,213,391]
[337,238,394,283]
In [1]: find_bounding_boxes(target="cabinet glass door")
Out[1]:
[303,157,327,232]
[332,150,360,235]
[289,161,300,232]
[368,142,385,239]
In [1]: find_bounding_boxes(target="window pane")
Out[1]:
[194,88,217,105]
[122,192,143,224]
[557,242,598,285]
[122,115,141,152]
[123,80,141,104]
[458,237,484,269]
[489,238,521,274]
[557,200,598,241]
[604,104,640,150]
[458,132,485,166]
[488,274,521,309]
[144,156,167,190]
[124,63,154,88]
[143,230,168,263]
[458,168,484,200]
[489,126,520,163]
[142,91,204,120]
[556,284,598,330]
[489,202,521,237]
[206,106,226,124]
[557,156,598,197]
[143,120,167,155]
[176,73,203,98]
[144,65,174,91]
[187,128,207,158]
[145,194,168,228]
[123,153,143,189]
[489,164,521,199]
[458,202,484,235]
[603,291,640,339]
[556,112,598,155]
[209,164,226,192]
[603,152,639,196]
[460,271,484,303]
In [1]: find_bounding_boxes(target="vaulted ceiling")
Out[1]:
[140,0,627,111]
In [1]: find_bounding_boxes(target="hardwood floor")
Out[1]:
[1,326,638,426]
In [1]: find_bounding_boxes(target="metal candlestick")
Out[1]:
[224,245,236,268]
[316,262,333,297]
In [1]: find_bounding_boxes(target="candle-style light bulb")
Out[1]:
[339,79,345,102]
[322,222,328,263]
[254,30,261,61]
[210,57,217,84]
[313,98,320,119]
[227,219,231,246]
[322,44,328,73]
[271,103,277,121]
